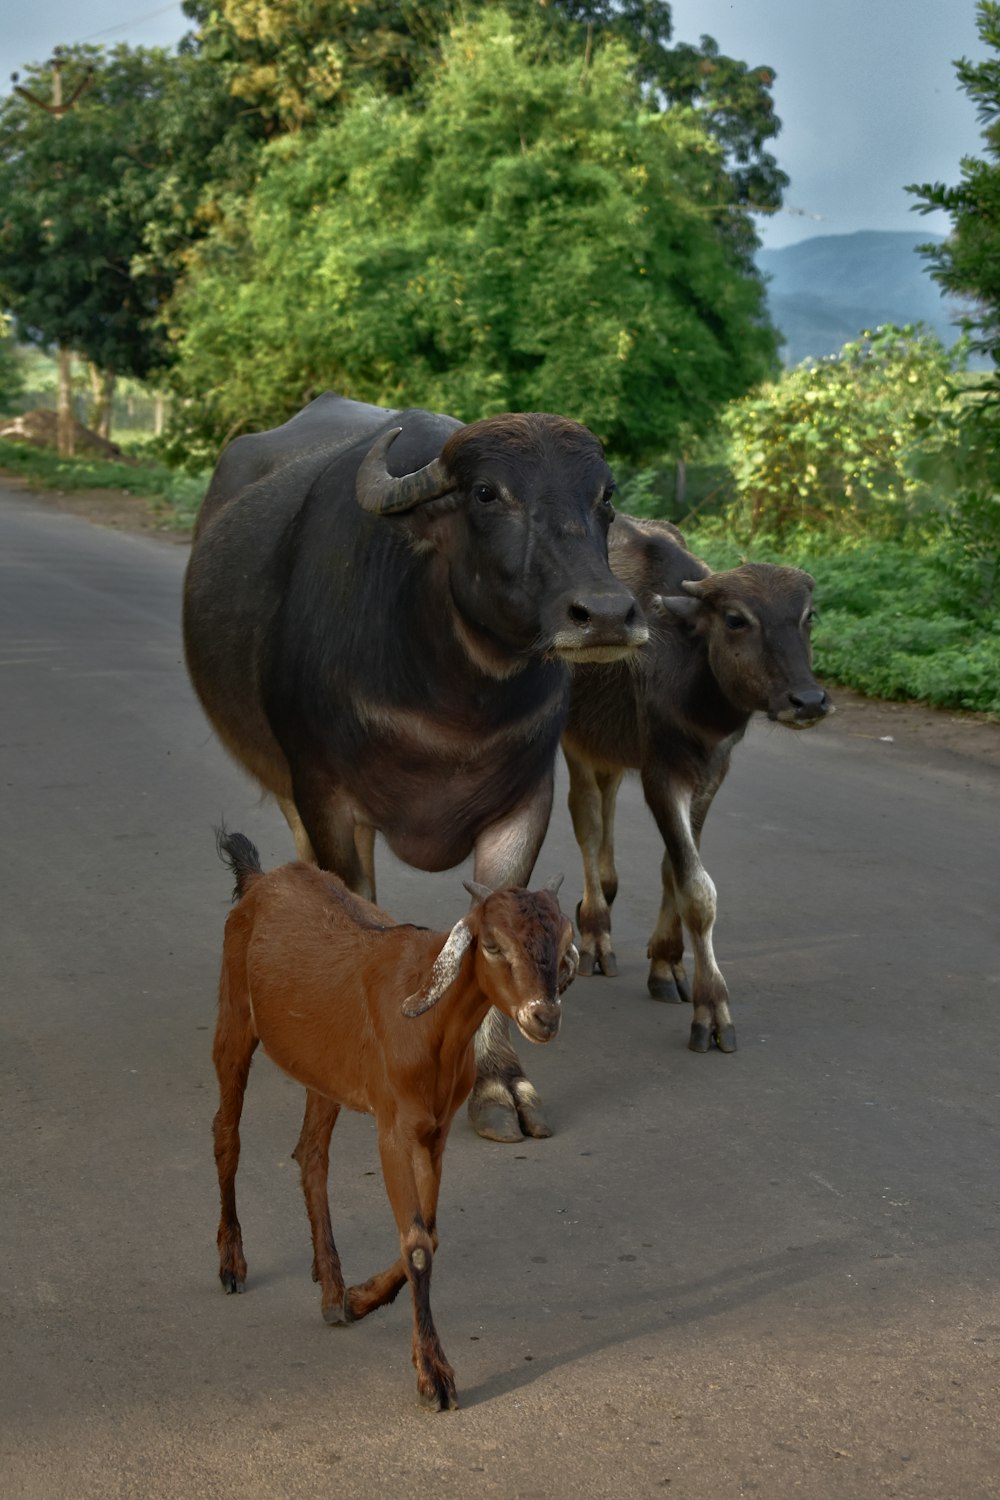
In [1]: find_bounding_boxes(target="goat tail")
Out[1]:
[215,825,264,903]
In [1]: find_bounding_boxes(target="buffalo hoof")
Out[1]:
[469,1093,524,1143]
[220,1271,245,1295]
[322,1300,351,1326]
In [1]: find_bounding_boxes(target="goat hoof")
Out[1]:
[598,951,617,978]
[715,1024,738,1054]
[577,951,596,977]
[220,1271,245,1294]
[688,1022,712,1053]
[648,975,685,1003]
[323,1300,350,1326]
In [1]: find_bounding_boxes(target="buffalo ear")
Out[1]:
[652,593,702,622]
[401,919,472,1017]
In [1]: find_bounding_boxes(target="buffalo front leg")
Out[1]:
[565,744,622,978]
[467,778,555,1141]
[642,773,736,1053]
[292,1090,349,1324]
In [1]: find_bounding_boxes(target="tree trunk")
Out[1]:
[57,345,75,458]
[154,392,166,437]
[675,455,687,511]
[88,364,116,440]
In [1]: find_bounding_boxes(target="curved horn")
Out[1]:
[544,874,564,896]
[681,576,712,598]
[356,426,454,515]
[463,880,494,906]
[401,919,472,1017]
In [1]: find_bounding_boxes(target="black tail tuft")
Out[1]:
[215,824,264,903]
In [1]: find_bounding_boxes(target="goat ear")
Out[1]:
[463,880,493,905]
[652,592,702,622]
[401,918,472,1017]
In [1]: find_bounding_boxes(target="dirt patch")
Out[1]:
[7,472,1000,773]
[1,471,189,542]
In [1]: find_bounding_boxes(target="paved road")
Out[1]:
[2,486,999,1500]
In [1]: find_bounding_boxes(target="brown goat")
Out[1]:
[211,830,577,1411]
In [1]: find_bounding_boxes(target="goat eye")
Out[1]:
[724,611,749,631]
[482,942,502,959]
[472,482,498,505]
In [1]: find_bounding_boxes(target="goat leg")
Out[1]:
[292,1090,348,1323]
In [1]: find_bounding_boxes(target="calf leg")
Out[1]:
[565,745,622,978]
[212,948,259,1293]
[646,858,691,1004]
[292,1090,348,1324]
[642,774,736,1053]
[467,779,554,1141]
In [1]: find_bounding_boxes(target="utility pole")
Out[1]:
[11,50,94,458]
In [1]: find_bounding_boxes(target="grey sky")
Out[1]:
[2,1,989,249]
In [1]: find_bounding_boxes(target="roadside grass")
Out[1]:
[0,439,207,530]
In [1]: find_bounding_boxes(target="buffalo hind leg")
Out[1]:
[467,780,554,1141]
[292,1090,349,1324]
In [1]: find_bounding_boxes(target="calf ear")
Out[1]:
[402,919,473,1017]
[652,593,702,622]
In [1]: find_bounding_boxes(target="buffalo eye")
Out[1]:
[724,611,750,631]
[472,482,498,505]
[805,607,818,626]
[600,483,616,508]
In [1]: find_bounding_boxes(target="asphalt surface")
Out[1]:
[2,485,999,1500]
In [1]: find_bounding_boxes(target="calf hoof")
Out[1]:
[688,1022,712,1053]
[219,1270,246,1295]
[716,1023,738,1054]
[648,975,686,1004]
[322,1300,351,1326]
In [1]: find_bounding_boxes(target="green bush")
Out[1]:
[0,439,207,528]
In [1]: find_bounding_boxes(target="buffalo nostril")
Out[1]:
[790,689,828,713]
[568,603,592,625]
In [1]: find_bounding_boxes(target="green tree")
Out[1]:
[0,315,25,415]
[182,0,786,218]
[168,11,778,464]
[0,47,179,398]
[907,0,1000,604]
[721,326,958,543]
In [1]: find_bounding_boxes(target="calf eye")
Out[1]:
[473,483,498,505]
[724,611,749,631]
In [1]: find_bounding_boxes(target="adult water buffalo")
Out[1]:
[564,514,830,1054]
[183,393,647,1141]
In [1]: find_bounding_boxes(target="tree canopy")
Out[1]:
[0,46,183,380]
[169,11,778,463]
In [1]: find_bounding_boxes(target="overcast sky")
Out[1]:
[1,0,989,249]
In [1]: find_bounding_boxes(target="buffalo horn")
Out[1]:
[356,426,454,514]
[681,576,712,597]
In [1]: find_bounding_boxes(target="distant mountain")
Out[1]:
[755,230,975,366]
